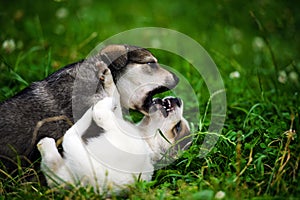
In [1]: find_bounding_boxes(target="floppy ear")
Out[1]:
[100,45,128,70]
[127,45,157,63]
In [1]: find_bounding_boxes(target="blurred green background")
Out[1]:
[1,0,299,125]
[1,0,299,97]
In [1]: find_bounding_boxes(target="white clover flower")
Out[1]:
[56,7,69,19]
[229,71,240,79]
[289,71,298,83]
[2,39,16,53]
[252,36,265,51]
[278,70,287,84]
[215,190,226,199]
[231,43,242,55]
[54,24,66,35]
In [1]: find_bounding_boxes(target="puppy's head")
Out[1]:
[99,45,179,115]
[139,97,191,161]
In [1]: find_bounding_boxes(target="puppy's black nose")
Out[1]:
[175,98,182,107]
[171,97,182,107]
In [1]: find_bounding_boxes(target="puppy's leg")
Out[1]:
[96,61,122,118]
[69,107,93,137]
[96,61,115,97]
[92,97,117,129]
[37,137,67,186]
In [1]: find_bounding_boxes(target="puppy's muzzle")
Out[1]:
[150,97,182,117]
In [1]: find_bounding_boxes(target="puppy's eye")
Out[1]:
[147,62,158,69]
[173,121,182,136]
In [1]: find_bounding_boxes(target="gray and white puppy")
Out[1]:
[37,62,191,193]
[0,45,178,171]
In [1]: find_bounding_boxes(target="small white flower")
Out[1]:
[278,70,287,84]
[215,191,226,199]
[252,36,265,51]
[231,43,242,55]
[289,71,298,83]
[229,71,240,79]
[54,24,66,35]
[56,7,69,19]
[2,39,16,53]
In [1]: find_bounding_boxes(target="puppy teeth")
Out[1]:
[167,99,171,107]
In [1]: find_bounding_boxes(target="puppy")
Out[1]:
[37,62,191,194]
[0,44,179,171]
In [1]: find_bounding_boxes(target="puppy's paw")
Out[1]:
[96,61,113,85]
[37,137,56,156]
[38,137,64,178]
[93,97,115,126]
[96,61,116,97]
[96,61,111,82]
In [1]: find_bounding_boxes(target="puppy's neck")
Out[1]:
[136,117,163,161]
[137,117,157,135]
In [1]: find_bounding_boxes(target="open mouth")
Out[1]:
[142,86,176,114]
[150,97,181,118]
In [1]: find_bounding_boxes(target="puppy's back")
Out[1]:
[0,61,84,171]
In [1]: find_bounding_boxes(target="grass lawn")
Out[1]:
[0,0,299,199]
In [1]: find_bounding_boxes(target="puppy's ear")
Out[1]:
[100,45,128,70]
[127,46,157,63]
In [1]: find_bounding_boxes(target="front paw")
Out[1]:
[96,61,117,97]
[92,97,115,127]
[96,61,111,82]
[96,61,115,95]
[37,137,56,156]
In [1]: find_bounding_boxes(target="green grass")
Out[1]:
[1,0,299,199]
